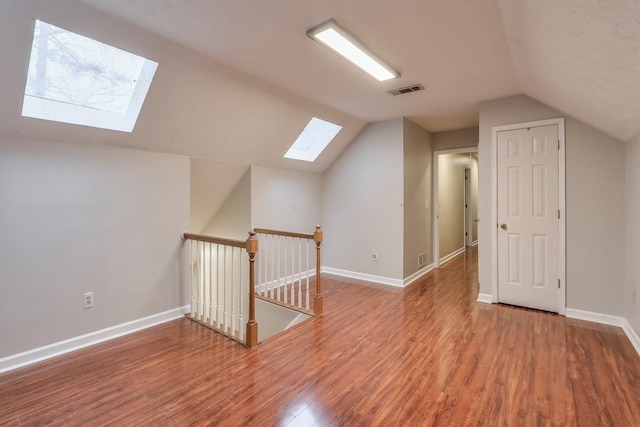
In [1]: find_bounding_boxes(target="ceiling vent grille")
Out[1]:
[387,84,424,96]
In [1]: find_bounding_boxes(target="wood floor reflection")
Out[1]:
[1,246,640,426]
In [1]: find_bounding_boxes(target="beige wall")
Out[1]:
[478,95,625,315]
[323,119,404,280]
[625,137,640,336]
[190,159,248,233]
[432,127,478,151]
[0,136,190,358]
[251,165,322,235]
[403,118,432,278]
[438,154,466,259]
[202,169,252,240]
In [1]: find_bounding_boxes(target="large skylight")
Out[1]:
[284,117,342,162]
[22,20,158,132]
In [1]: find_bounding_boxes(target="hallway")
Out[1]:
[1,247,639,425]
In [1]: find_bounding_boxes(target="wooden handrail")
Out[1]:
[253,228,314,240]
[184,230,259,348]
[183,232,246,249]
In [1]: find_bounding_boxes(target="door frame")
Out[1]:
[490,118,566,315]
[433,147,478,268]
[464,166,472,247]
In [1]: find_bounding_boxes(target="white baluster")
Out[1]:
[190,240,196,319]
[231,247,235,338]
[238,249,244,341]
[270,234,275,299]
[298,238,302,308]
[205,243,213,325]
[306,239,310,310]
[276,236,281,301]
[199,240,204,320]
[216,243,221,329]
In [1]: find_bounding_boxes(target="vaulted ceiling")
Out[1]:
[1,0,639,174]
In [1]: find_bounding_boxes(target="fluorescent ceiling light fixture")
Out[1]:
[307,19,399,82]
[284,117,342,162]
[22,20,158,132]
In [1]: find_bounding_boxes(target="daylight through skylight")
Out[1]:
[284,117,342,162]
[22,20,158,132]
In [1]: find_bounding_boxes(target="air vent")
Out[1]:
[387,84,425,96]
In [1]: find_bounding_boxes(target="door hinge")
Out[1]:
[558,140,560,150]
[557,279,561,289]
[558,209,560,219]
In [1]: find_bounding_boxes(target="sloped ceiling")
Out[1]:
[499,0,640,142]
[1,0,638,178]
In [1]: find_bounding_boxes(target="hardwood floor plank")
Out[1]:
[1,247,639,426]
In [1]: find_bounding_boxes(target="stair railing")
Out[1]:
[183,231,258,348]
[253,226,323,316]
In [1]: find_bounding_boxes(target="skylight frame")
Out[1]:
[284,117,343,162]
[22,20,158,133]
[307,19,400,82]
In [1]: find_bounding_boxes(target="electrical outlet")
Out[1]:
[372,250,378,262]
[83,292,94,309]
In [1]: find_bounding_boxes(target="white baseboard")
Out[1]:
[0,305,189,375]
[565,308,624,327]
[477,293,493,304]
[322,267,404,288]
[403,264,434,287]
[566,308,640,358]
[471,240,478,247]
[439,247,466,266]
[622,319,640,357]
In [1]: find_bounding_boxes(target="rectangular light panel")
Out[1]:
[307,19,399,82]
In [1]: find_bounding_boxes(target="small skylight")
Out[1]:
[284,117,342,162]
[22,20,158,132]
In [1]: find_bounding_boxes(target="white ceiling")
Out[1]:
[1,0,639,179]
[499,0,640,142]
[78,0,521,132]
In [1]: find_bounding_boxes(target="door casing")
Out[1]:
[490,118,566,315]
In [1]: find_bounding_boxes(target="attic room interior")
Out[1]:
[1,0,640,425]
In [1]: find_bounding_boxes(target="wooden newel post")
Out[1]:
[313,225,323,316]
[245,231,258,348]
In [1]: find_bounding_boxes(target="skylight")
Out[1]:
[284,117,342,162]
[22,20,158,132]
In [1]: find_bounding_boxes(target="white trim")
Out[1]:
[322,267,404,288]
[403,264,434,287]
[491,118,566,312]
[439,246,466,266]
[471,240,478,247]
[566,309,640,358]
[477,293,493,304]
[433,146,479,269]
[565,308,624,326]
[0,305,189,374]
[622,319,640,357]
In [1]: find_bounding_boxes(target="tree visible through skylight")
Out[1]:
[284,117,342,162]
[22,20,158,132]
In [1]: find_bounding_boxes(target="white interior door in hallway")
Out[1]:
[497,124,560,312]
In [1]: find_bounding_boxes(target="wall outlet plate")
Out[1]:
[372,250,378,261]
[83,292,94,309]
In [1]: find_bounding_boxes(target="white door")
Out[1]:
[497,125,559,312]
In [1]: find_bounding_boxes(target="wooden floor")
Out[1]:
[2,247,640,426]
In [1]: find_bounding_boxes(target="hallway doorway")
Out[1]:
[433,149,478,269]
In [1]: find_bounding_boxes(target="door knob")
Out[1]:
[500,223,508,231]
